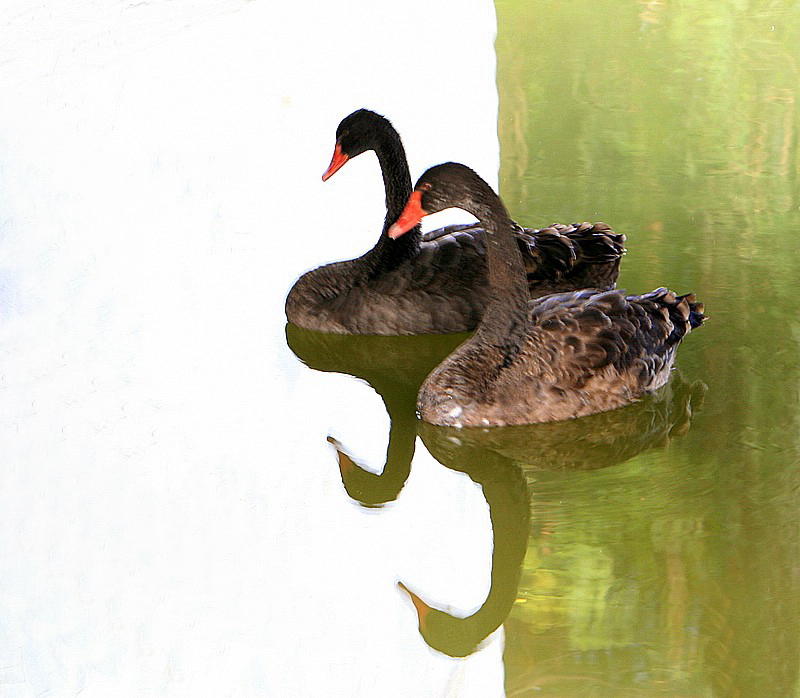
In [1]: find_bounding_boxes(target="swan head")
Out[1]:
[389,162,494,238]
[322,108,393,181]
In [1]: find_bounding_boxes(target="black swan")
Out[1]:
[285,109,625,335]
[388,162,705,427]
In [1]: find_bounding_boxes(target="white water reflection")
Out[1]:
[0,0,502,695]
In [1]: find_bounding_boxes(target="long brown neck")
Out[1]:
[471,196,530,351]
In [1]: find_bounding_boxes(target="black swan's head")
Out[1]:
[322,109,395,181]
[388,162,495,238]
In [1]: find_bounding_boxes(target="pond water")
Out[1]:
[2,1,799,696]
[496,2,800,696]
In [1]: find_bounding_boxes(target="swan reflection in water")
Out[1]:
[286,322,466,506]
[286,322,706,657]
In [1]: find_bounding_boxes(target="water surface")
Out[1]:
[496,1,800,695]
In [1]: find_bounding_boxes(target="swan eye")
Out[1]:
[418,182,432,192]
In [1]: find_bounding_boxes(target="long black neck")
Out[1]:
[470,193,530,350]
[361,125,421,274]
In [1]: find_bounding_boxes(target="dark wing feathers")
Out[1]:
[408,244,438,285]
[516,222,625,295]
[409,227,486,292]
[566,222,627,264]
[420,222,483,242]
[420,221,625,298]
[516,227,577,280]
[528,287,705,388]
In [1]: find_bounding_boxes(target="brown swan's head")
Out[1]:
[322,108,395,181]
[388,162,494,238]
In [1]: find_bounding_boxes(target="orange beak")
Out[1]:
[322,142,349,181]
[327,436,358,478]
[398,582,431,631]
[388,190,426,238]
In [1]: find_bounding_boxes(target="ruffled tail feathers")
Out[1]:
[677,292,706,329]
[519,222,626,281]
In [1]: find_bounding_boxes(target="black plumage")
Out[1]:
[285,109,625,335]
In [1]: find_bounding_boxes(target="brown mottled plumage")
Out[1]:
[285,109,625,335]
[389,163,705,427]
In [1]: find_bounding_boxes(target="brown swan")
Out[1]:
[285,109,625,335]
[389,162,705,427]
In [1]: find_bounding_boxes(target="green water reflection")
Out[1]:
[496,0,800,695]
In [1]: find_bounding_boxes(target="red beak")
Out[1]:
[388,190,426,238]
[322,142,349,181]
